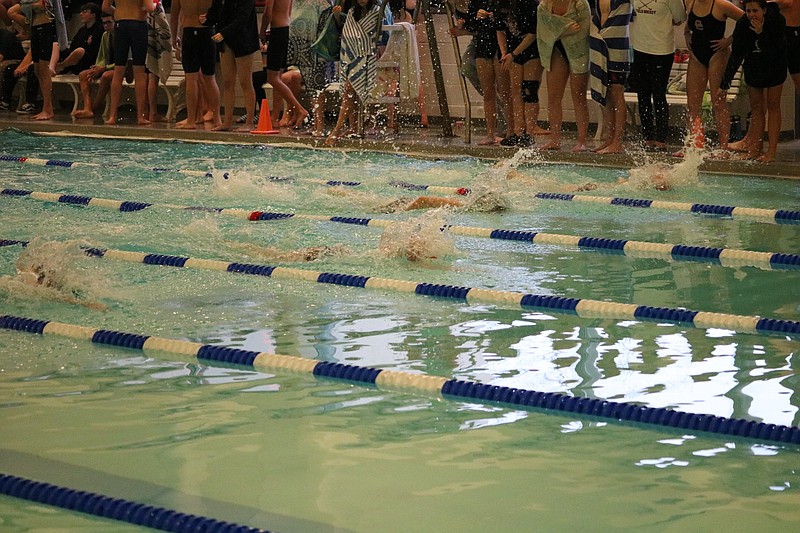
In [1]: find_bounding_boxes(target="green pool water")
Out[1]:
[0,129,798,531]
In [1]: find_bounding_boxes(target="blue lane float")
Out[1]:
[2,240,798,339]
[0,473,270,532]
[3,187,799,271]
[389,179,800,225]
[0,154,226,178]
[1,314,798,445]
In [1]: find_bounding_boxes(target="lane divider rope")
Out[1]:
[0,472,269,532]
[1,240,798,338]
[3,187,799,271]
[1,314,798,444]
[0,154,225,179]
[391,180,800,225]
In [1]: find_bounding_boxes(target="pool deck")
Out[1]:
[1,110,799,179]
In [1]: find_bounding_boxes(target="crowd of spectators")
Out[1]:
[0,0,798,160]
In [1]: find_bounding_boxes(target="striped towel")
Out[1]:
[589,0,633,105]
[340,6,383,102]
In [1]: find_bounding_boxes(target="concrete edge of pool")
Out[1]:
[1,116,799,179]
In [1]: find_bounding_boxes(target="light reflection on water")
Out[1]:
[0,130,798,531]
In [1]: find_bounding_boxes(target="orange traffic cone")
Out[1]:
[691,117,705,149]
[251,99,279,135]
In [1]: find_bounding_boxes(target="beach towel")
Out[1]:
[339,5,382,101]
[146,3,173,83]
[371,22,420,104]
[589,0,632,105]
[536,0,591,74]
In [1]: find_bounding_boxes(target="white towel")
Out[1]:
[373,22,420,102]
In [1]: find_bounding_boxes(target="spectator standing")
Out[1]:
[7,0,69,120]
[589,0,633,154]
[537,0,591,151]
[169,0,222,129]
[102,0,157,125]
[682,0,742,152]
[202,0,260,131]
[261,0,311,128]
[721,0,786,162]
[629,0,686,151]
[497,0,549,147]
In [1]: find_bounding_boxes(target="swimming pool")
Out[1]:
[0,129,798,531]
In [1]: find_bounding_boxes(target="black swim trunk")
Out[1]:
[114,20,148,66]
[787,26,800,75]
[508,35,539,65]
[182,27,216,75]
[266,26,289,71]
[474,32,498,60]
[31,22,57,63]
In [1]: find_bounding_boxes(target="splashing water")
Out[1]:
[378,210,457,263]
[0,239,109,310]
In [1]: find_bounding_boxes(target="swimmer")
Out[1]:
[378,211,457,262]
[379,191,510,213]
[227,242,352,262]
[504,168,672,191]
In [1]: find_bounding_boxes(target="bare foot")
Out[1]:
[73,110,94,119]
[212,122,232,131]
[756,153,775,163]
[595,142,623,155]
[571,144,589,153]
[137,117,151,126]
[477,136,501,145]
[149,113,166,123]
[233,125,252,132]
[32,112,54,121]
[540,140,562,151]
[325,133,340,147]
[292,109,309,129]
[531,126,551,135]
[104,115,117,125]
[175,120,197,130]
[728,139,749,152]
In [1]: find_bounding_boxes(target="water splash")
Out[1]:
[378,210,457,263]
[0,238,109,310]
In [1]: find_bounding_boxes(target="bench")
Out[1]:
[51,50,186,121]
[591,50,744,140]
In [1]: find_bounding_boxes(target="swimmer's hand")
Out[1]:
[212,32,224,43]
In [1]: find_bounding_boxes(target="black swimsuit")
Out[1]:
[688,0,726,67]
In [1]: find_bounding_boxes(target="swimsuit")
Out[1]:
[266,25,289,71]
[688,0,726,67]
[181,27,217,75]
[465,0,499,59]
[113,20,148,66]
[31,22,57,62]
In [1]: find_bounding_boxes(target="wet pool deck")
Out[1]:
[1,111,799,180]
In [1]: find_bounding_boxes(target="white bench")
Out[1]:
[51,50,186,121]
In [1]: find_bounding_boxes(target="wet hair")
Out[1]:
[744,0,767,9]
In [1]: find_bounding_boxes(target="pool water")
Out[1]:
[0,129,798,531]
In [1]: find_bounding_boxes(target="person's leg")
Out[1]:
[685,57,709,145]
[708,49,732,149]
[746,87,766,159]
[200,73,221,126]
[596,83,625,154]
[147,72,165,122]
[177,71,200,129]
[476,57,499,144]
[24,65,39,107]
[541,52,569,150]
[278,69,303,127]
[94,70,113,114]
[524,58,548,134]
[759,84,783,162]
[74,69,95,117]
[569,71,589,151]
[633,50,655,145]
[651,53,673,148]
[509,62,524,137]
[105,66,126,124]
[216,49,237,130]
[326,81,358,145]
[1,63,17,105]
[234,54,256,131]
[33,61,54,120]
[131,65,150,125]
